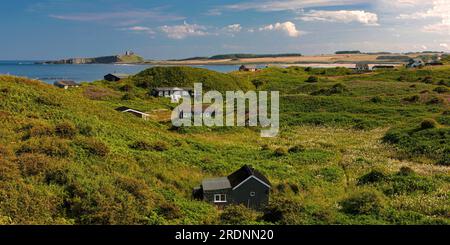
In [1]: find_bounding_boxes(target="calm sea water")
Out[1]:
[0,61,241,84]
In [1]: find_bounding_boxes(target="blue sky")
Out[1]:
[1,0,449,60]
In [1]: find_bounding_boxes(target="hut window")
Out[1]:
[214,194,227,203]
[250,192,256,197]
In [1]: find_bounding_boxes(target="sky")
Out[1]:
[0,0,450,60]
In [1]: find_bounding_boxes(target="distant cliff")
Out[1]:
[41,54,144,64]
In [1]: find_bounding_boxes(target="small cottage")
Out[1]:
[151,87,193,97]
[193,165,271,210]
[54,80,79,89]
[115,106,149,120]
[355,62,370,72]
[239,65,259,72]
[406,58,425,68]
[104,73,131,82]
[176,104,217,119]
[425,60,444,66]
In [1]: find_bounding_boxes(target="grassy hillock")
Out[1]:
[118,54,144,63]
[132,66,254,92]
[0,63,449,225]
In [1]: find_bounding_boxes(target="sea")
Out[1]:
[0,61,242,84]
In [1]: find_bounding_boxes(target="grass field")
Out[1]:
[0,64,448,224]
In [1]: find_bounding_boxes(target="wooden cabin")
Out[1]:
[193,165,271,210]
[104,73,130,82]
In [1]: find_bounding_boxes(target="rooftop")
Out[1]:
[202,177,231,191]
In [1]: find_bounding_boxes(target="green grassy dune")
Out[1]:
[0,65,448,224]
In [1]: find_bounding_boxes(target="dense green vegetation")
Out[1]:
[0,63,448,224]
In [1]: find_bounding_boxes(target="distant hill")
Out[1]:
[176,53,303,61]
[41,53,144,64]
[132,66,254,92]
[335,51,362,54]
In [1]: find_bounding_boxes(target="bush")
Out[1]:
[288,145,305,153]
[420,118,438,130]
[16,153,52,176]
[422,76,433,84]
[29,124,54,138]
[220,205,258,225]
[157,202,183,220]
[262,198,305,224]
[433,86,449,93]
[403,95,420,103]
[55,121,77,139]
[427,96,444,105]
[79,138,110,157]
[398,166,415,176]
[274,147,288,157]
[385,174,436,195]
[152,141,169,152]
[305,76,319,83]
[340,190,385,215]
[358,170,387,185]
[370,96,383,103]
[17,138,72,158]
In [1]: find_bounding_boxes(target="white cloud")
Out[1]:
[259,21,302,37]
[299,10,379,26]
[160,21,208,39]
[120,26,156,36]
[224,0,366,12]
[49,9,184,25]
[226,24,242,32]
[396,0,450,34]
[440,43,449,49]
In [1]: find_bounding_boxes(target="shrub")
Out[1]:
[220,205,258,225]
[305,76,319,83]
[422,76,433,84]
[17,138,72,158]
[427,96,444,105]
[274,147,288,157]
[29,124,54,138]
[157,202,183,220]
[16,153,52,176]
[385,174,436,195]
[433,86,449,94]
[398,166,415,176]
[0,159,20,181]
[437,150,449,166]
[340,190,385,215]
[251,79,265,89]
[152,141,169,152]
[55,121,77,139]
[130,140,152,150]
[358,170,387,185]
[403,95,420,103]
[420,118,438,130]
[35,96,61,106]
[79,138,110,157]
[77,123,94,136]
[120,84,133,92]
[262,198,305,224]
[370,96,383,103]
[288,145,305,153]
